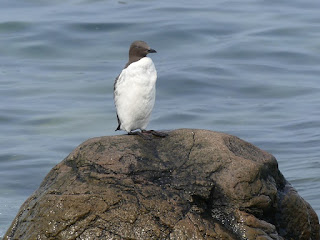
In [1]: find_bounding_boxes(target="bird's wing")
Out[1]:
[114,74,122,131]
[115,114,121,131]
[114,74,119,92]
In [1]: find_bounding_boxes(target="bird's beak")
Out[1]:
[148,48,157,53]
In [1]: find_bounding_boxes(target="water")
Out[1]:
[1,0,319,236]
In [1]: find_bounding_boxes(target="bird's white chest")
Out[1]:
[114,57,157,132]
[120,57,156,90]
[115,57,157,101]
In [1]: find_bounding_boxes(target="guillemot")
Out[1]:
[114,40,167,139]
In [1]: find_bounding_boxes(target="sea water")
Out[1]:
[1,0,319,236]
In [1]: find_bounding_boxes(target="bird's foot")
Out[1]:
[128,131,153,140]
[128,130,168,140]
[141,130,168,138]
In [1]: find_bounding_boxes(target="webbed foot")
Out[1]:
[128,131,153,140]
[141,130,168,138]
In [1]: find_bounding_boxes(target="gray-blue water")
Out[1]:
[1,0,319,236]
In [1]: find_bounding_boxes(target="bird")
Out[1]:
[114,40,167,139]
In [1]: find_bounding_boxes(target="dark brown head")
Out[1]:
[126,40,156,68]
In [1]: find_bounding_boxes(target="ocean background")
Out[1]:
[0,0,319,236]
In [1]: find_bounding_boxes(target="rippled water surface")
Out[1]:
[1,0,320,236]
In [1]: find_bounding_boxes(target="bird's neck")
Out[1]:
[125,56,144,68]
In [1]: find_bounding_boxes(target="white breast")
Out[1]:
[114,57,157,132]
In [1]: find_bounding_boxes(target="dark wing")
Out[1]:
[116,114,121,131]
[114,75,121,131]
[113,74,119,91]
[114,62,130,131]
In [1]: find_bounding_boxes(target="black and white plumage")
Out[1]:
[114,41,160,136]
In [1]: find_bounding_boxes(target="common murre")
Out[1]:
[114,40,167,139]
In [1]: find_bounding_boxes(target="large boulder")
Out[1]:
[4,129,320,239]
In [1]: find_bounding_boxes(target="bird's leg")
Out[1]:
[141,130,168,138]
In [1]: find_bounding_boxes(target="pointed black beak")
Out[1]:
[148,48,157,53]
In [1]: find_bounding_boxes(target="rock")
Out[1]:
[4,129,320,240]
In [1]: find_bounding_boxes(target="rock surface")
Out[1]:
[4,129,320,240]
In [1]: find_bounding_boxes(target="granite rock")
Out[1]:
[4,129,320,239]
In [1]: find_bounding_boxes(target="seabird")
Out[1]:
[114,40,167,139]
